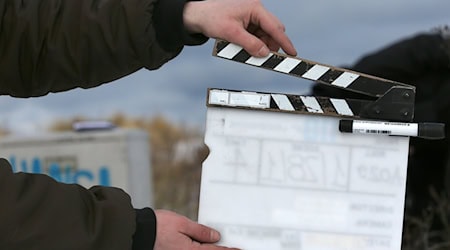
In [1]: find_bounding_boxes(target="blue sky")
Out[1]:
[0,0,449,134]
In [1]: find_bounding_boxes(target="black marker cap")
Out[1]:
[339,119,353,133]
[418,123,446,140]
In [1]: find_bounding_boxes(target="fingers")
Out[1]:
[227,27,295,58]
[251,4,297,56]
[223,1,296,57]
[183,0,297,58]
[196,244,241,250]
[252,27,282,52]
[154,210,240,250]
[191,241,240,250]
[182,222,241,250]
[225,28,271,57]
[181,219,221,243]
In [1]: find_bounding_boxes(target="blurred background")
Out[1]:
[0,0,448,134]
[0,0,449,249]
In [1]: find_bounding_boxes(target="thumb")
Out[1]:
[181,220,221,243]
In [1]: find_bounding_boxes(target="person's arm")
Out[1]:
[0,0,207,98]
[0,158,136,249]
[0,0,296,98]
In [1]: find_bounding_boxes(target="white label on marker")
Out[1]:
[352,120,418,137]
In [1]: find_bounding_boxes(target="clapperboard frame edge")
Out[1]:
[206,39,445,139]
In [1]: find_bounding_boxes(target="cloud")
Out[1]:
[0,0,449,134]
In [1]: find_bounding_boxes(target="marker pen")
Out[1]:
[339,119,445,140]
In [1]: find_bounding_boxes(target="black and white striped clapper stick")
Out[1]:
[213,40,413,98]
[207,88,368,119]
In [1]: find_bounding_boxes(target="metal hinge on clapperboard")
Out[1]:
[207,39,446,140]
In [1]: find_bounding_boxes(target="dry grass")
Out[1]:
[402,189,450,250]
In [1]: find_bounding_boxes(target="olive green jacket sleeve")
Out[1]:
[0,0,208,248]
[0,158,136,249]
[0,0,206,97]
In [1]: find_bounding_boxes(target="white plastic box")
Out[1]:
[0,129,152,208]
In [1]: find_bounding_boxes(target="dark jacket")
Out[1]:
[0,0,207,249]
[312,29,450,215]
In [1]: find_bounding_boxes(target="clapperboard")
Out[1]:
[197,40,445,250]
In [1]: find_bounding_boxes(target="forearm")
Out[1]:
[0,158,136,249]
[0,0,207,97]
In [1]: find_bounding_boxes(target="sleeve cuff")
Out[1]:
[153,0,208,52]
[132,208,157,250]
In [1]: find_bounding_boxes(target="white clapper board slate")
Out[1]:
[198,89,410,250]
